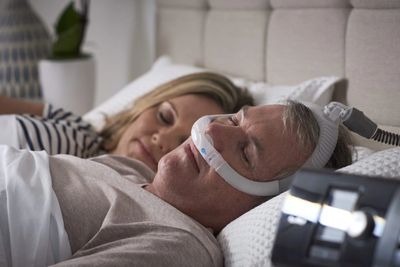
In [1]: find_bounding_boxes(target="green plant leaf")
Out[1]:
[55,2,81,35]
[52,24,84,59]
[50,0,90,59]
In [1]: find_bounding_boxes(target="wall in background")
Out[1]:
[29,0,156,106]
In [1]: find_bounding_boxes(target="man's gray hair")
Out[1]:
[282,100,319,152]
[282,100,353,169]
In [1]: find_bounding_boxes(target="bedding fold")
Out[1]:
[0,145,71,267]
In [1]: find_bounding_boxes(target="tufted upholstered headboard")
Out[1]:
[155,0,400,151]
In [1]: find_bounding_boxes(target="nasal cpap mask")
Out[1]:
[191,102,400,197]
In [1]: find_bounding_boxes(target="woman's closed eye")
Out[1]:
[158,110,172,124]
[157,102,175,125]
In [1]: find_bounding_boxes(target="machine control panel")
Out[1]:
[272,169,400,267]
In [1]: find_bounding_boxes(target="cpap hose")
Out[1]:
[324,102,400,146]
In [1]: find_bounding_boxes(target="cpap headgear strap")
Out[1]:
[191,102,340,197]
[303,102,339,169]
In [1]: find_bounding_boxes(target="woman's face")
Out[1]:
[111,94,225,171]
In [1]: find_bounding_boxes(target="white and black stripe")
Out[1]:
[15,104,102,157]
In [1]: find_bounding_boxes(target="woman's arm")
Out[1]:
[0,95,45,116]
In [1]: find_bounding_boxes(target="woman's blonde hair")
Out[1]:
[99,72,253,152]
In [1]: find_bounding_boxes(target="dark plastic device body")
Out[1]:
[271,169,400,267]
[343,108,377,139]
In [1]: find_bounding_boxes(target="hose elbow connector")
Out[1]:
[324,102,377,139]
[323,102,399,146]
[342,108,378,139]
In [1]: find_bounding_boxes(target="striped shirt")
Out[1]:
[2,104,102,158]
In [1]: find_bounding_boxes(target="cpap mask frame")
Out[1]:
[191,101,400,197]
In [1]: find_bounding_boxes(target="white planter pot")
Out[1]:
[39,57,96,115]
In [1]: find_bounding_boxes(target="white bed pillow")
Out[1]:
[83,55,342,131]
[232,75,340,106]
[218,147,400,267]
[218,192,287,267]
[351,145,375,162]
[338,147,400,178]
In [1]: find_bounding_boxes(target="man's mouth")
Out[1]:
[185,143,200,173]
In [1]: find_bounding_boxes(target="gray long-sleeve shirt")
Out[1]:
[49,154,222,266]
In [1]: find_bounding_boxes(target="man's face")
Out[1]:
[146,104,309,232]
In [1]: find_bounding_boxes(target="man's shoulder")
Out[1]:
[49,154,155,183]
[90,154,156,183]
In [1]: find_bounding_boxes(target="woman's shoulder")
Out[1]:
[1,112,101,158]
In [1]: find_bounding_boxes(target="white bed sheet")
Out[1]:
[0,145,71,267]
[0,116,19,148]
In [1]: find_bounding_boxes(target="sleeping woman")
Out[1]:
[0,72,253,171]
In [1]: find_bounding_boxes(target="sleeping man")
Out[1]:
[0,101,352,267]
